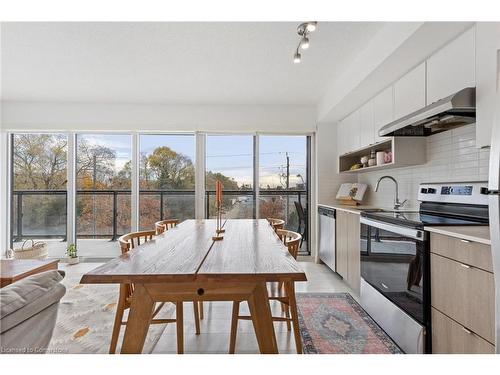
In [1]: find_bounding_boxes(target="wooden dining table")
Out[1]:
[80,219,307,354]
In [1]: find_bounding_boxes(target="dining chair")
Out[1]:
[294,200,307,247]
[266,217,285,232]
[154,219,179,235]
[229,229,303,354]
[109,230,200,354]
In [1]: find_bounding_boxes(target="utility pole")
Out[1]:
[286,152,290,223]
[92,154,97,238]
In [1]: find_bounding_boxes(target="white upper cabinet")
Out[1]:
[394,62,426,120]
[475,22,500,148]
[337,119,348,156]
[337,111,360,156]
[359,100,375,148]
[427,28,475,104]
[345,110,360,153]
[373,86,394,142]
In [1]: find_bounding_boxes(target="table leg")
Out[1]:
[120,283,155,354]
[285,281,303,354]
[247,282,278,354]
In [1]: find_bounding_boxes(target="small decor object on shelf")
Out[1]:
[360,155,369,168]
[66,243,79,265]
[368,149,377,167]
[376,151,385,166]
[384,150,393,163]
[213,180,225,241]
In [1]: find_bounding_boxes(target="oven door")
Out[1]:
[360,217,428,325]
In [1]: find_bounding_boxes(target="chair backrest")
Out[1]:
[155,219,179,235]
[294,201,306,222]
[118,230,156,254]
[267,218,285,232]
[117,230,156,301]
[276,229,302,259]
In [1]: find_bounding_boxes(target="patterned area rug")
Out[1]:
[297,293,402,354]
[48,266,173,354]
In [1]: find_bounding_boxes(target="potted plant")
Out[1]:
[66,243,79,265]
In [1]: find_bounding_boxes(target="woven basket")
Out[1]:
[12,239,49,260]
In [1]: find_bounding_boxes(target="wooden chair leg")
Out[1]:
[284,304,292,331]
[199,301,204,320]
[193,301,201,335]
[229,301,240,354]
[176,302,184,354]
[285,281,302,354]
[109,285,126,354]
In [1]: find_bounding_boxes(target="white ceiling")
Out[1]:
[1,22,385,105]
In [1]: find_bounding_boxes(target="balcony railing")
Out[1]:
[11,188,309,254]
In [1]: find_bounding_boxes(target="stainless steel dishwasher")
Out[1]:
[318,206,336,272]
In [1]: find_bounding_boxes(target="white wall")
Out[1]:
[316,121,356,205]
[358,124,490,209]
[1,101,316,133]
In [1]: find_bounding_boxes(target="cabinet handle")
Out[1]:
[381,283,389,289]
[460,263,472,269]
[460,239,471,243]
[462,327,473,334]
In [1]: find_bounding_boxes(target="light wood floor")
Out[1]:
[62,258,356,354]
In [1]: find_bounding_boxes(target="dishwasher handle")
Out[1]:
[318,206,336,218]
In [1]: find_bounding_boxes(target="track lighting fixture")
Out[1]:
[293,51,301,64]
[300,36,310,50]
[292,22,317,63]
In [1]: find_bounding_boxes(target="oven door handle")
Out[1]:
[360,217,425,240]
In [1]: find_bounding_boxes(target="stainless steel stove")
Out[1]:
[359,182,489,354]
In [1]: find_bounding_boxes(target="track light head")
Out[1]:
[305,22,317,33]
[293,51,301,64]
[300,36,310,50]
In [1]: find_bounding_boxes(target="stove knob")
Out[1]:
[427,188,436,194]
[420,188,428,194]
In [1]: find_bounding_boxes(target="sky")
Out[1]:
[77,134,307,189]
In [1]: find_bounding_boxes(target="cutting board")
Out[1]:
[336,183,368,204]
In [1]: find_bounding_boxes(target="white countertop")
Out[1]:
[318,202,492,245]
[318,202,398,215]
[424,226,491,245]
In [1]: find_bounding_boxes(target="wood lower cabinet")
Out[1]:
[336,210,360,294]
[432,308,494,354]
[430,234,495,353]
[336,211,349,279]
[346,212,360,293]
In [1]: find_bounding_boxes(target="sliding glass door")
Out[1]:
[75,134,132,257]
[139,134,195,230]
[205,135,255,219]
[10,133,68,257]
[259,135,309,253]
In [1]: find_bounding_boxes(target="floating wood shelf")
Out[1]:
[339,137,426,174]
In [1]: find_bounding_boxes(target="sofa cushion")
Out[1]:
[0,270,66,333]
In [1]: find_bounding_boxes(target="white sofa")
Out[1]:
[0,270,66,354]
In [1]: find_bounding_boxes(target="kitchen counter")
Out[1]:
[318,202,401,215]
[424,225,491,245]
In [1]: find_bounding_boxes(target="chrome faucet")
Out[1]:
[374,175,408,210]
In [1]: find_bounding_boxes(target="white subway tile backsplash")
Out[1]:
[357,124,490,209]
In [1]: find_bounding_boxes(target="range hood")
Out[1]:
[379,87,476,137]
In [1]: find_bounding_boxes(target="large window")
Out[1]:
[259,135,308,252]
[139,134,195,230]
[76,134,131,256]
[10,133,68,257]
[8,132,310,258]
[205,135,255,219]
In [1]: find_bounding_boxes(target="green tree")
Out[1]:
[145,146,195,189]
